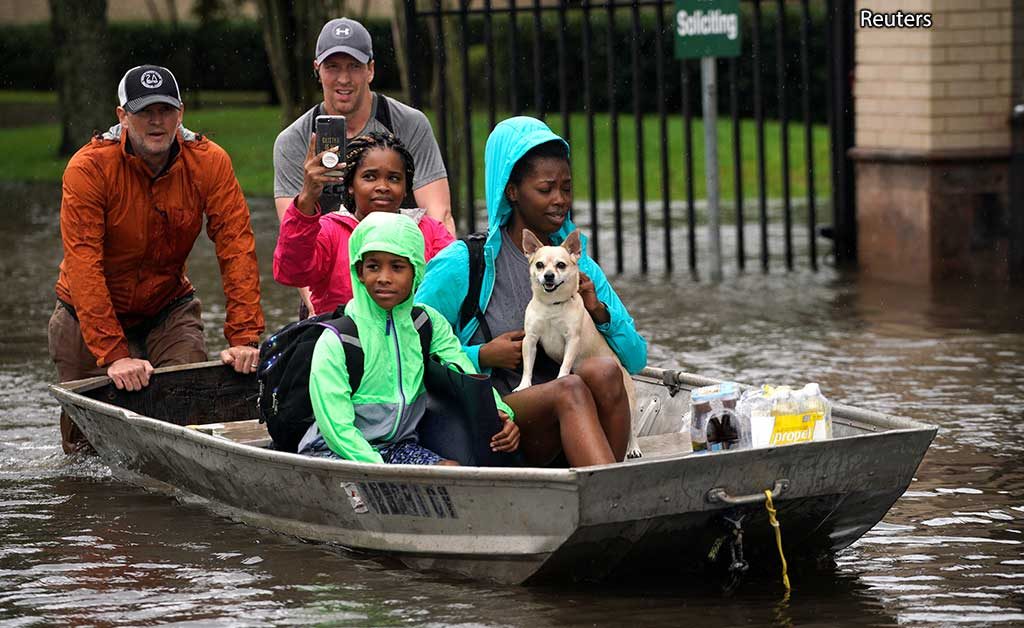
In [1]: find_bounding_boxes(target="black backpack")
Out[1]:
[257,306,431,453]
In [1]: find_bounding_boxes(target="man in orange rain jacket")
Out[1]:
[49,65,265,454]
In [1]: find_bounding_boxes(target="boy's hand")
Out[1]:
[479,331,525,369]
[491,411,519,452]
[295,133,345,215]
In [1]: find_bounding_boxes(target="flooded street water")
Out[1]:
[1,182,1022,627]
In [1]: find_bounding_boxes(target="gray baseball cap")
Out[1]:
[315,18,373,65]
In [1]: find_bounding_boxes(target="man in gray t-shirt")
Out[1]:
[272,17,453,234]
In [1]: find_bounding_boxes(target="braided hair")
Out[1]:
[339,131,416,212]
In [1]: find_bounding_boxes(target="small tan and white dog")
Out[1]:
[514,228,642,459]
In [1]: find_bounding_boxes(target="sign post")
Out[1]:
[675,0,742,281]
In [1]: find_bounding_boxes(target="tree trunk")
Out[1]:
[390,0,410,103]
[343,0,371,20]
[163,0,179,24]
[256,0,330,127]
[50,0,112,156]
[143,0,162,22]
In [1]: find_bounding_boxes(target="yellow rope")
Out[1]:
[764,489,791,592]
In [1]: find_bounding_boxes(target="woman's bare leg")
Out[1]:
[575,357,631,462]
[503,375,615,467]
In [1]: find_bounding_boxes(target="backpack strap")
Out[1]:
[306,102,326,143]
[322,316,365,394]
[321,307,433,396]
[373,92,393,133]
[412,305,433,359]
[457,232,493,341]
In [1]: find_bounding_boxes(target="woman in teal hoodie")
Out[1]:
[417,117,647,467]
[301,212,519,464]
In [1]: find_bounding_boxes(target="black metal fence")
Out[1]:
[402,0,855,274]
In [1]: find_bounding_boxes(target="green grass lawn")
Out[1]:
[0,90,59,104]
[455,110,832,206]
[0,93,831,204]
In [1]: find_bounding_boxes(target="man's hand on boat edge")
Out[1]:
[106,345,258,392]
[220,345,260,374]
[107,357,154,391]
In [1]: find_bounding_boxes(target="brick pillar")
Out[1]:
[853,0,1018,283]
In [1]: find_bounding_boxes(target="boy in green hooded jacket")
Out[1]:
[299,212,518,464]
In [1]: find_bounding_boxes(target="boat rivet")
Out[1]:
[663,496,670,502]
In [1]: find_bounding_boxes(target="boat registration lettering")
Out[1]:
[357,482,458,519]
[770,411,823,446]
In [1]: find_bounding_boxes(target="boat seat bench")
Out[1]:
[187,419,272,448]
[635,432,693,458]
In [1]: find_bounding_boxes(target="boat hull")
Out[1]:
[51,363,936,584]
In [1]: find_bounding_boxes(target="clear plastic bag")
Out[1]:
[736,383,832,448]
[689,382,749,452]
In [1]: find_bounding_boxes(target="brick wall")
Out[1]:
[855,0,1013,152]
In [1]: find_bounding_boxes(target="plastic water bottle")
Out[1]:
[736,383,833,448]
[799,383,833,440]
[737,385,775,448]
[690,382,746,452]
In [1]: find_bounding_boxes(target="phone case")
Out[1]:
[315,115,346,156]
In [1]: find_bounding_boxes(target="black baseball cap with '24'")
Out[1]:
[117,65,182,113]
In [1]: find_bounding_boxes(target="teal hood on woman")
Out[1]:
[484,116,577,244]
[417,117,647,375]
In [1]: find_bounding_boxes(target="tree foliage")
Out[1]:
[255,0,331,127]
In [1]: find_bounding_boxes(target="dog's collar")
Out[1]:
[549,297,572,306]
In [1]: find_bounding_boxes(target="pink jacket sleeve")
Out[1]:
[273,201,337,287]
[419,216,456,261]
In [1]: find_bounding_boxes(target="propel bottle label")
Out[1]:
[770,411,823,446]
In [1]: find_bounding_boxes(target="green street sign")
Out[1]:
[674,0,742,59]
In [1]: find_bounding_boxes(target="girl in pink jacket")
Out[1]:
[274,132,454,315]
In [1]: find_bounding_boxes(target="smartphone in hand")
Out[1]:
[314,115,346,212]
[315,115,346,178]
